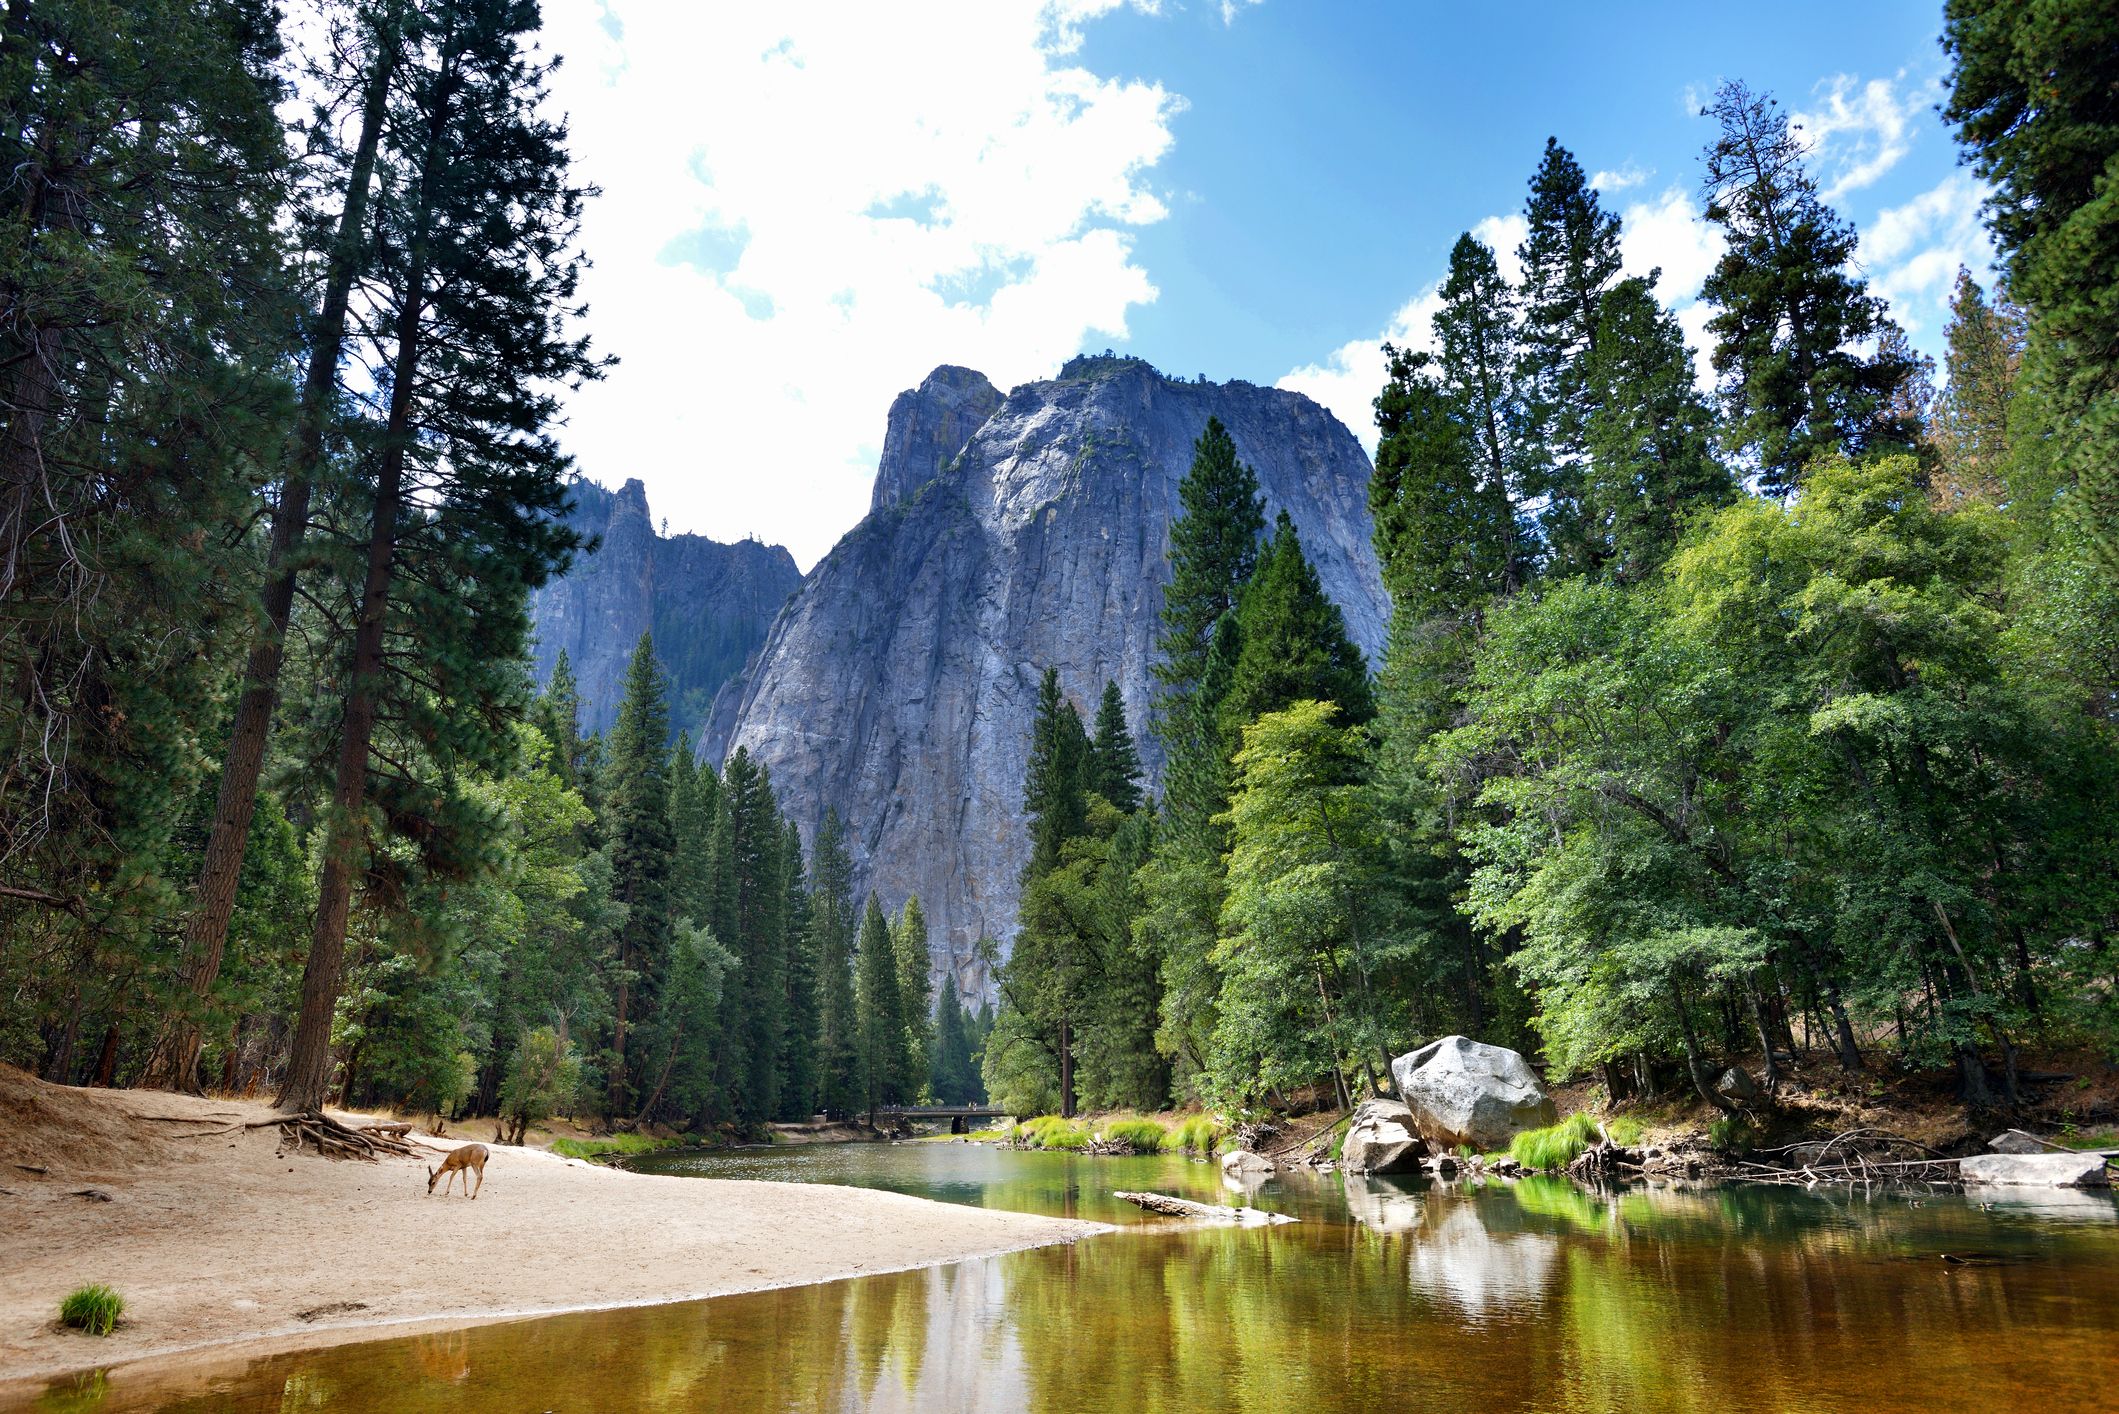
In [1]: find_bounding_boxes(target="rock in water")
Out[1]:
[530,478,802,741]
[1987,1129,2058,1155]
[1220,1148,1276,1178]
[711,356,1389,994]
[1959,1152,2112,1188]
[1391,1036,1558,1152]
[1340,1099,1428,1175]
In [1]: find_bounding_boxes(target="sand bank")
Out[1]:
[0,1067,1100,1389]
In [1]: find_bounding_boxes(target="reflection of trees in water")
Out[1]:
[113,1174,2119,1414]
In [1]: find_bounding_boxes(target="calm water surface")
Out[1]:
[25,1141,2119,1412]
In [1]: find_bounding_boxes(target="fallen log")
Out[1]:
[1114,1191,1298,1225]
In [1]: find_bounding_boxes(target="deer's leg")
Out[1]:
[471,1165,482,1199]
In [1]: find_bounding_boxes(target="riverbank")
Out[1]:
[0,1066,1105,1389]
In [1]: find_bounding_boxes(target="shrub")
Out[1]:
[1017,1116,1092,1150]
[1605,1116,1644,1147]
[59,1285,123,1336]
[1510,1113,1601,1171]
[1102,1118,1168,1153]
[1707,1115,1754,1155]
[499,1026,581,1145]
[1169,1115,1223,1155]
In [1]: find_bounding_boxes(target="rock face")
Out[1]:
[1391,1036,1558,1152]
[1340,1099,1428,1175]
[870,366,1003,513]
[711,355,1389,993]
[530,479,802,742]
[1959,1152,2113,1188]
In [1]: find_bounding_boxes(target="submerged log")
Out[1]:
[1114,1191,1298,1225]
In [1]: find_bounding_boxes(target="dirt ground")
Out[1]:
[0,1066,1104,1388]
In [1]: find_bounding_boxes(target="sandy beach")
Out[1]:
[0,1066,1101,1390]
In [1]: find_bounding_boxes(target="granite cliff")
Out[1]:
[709,355,1388,995]
[530,478,801,742]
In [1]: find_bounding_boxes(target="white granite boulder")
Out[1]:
[1340,1099,1428,1175]
[1391,1036,1557,1152]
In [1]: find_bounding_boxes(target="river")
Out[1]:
[26,1141,2119,1411]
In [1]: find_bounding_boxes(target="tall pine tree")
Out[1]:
[1697,80,1913,491]
[1088,681,1145,813]
[599,634,675,1116]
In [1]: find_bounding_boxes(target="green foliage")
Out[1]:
[1706,1115,1755,1155]
[1018,1116,1092,1150]
[1605,1116,1645,1147]
[1509,1112,1602,1172]
[550,1132,681,1163]
[855,897,908,1117]
[58,1286,124,1337]
[1697,80,1914,490]
[500,1027,582,1143]
[1169,1115,1225,1155]
[1101,1117,1169,1153]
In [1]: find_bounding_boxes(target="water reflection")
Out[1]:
[22,1148,2119,1414]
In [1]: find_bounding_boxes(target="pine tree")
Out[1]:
[535,651,588,788]
[930,973,978,1104]
[148,0,413,1093]
[778,820,818,1119]
[1434,233,1530,588]
[854,896,905,1122]
[1515,139,1625,574]
[1580,276,1734,580]
[1154,417,1266,721]
[1697,80,1913,492]
[277,0,603,1112]
[1022,669,1091,881]
[599,634,675,1116]
[809,808,861,1118]
[1218,512,1374,744]
[711,747,786,1123]
[1929,269,2026,509]
[892,897,933,1098]
[1088,681,1145,813]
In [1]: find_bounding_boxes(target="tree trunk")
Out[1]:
[608,976,630,1117]
[1058,1016,1075,1119]
[1672,984,1735,1113]
[91,1022,120,1087]
[275,25,453,1116]
[147,12,403,1093]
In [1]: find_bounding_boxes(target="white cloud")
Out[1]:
[1792,73,1922,200]
[1219,0,1266,23]
[539,2,1183,568]
[1281,192,1722,449]
[1591,162,1649,192]
[1864,171,1992,337]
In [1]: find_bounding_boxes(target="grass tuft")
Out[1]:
[1605,1116,1645,1147]
[1509,1113,1602,1171]
[1169,1115,1223,1156]
[59,1285,123,1337]
[551,1133,680,1162]
[1706,1114,1755,1155]
[1101,1118,1169,1153]
[1017,1116,1092,1150]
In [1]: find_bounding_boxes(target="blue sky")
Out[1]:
[540,1,1988,568]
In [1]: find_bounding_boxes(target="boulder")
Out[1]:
[1959,1152,2112,1188]
[1988,1128,2058,1155]
[1220,1148,1274,1178]
[1391,1036,1558,1152]
[1715,1067,1761,1104]
[1340,1099,1429,1175]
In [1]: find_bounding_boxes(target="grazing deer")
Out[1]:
[427,1144,488,1199]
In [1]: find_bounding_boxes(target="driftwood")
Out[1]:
[1114,1191,1298,1226]
[1737,1129,1965,1187]
[168,1110,430,1161]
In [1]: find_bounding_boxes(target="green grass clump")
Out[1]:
[1706,1115,1755,1155]
[59,1285,123,1336]
[1169,1115,1223,1155]
[1509,1113,1602,1171]
[551,1132,677,1162]
[1017,1116,1091,1150]
[1605,1116,1645,1147]
[1102,1118,1168,1153]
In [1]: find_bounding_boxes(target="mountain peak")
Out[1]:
[871,366,1003,513]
